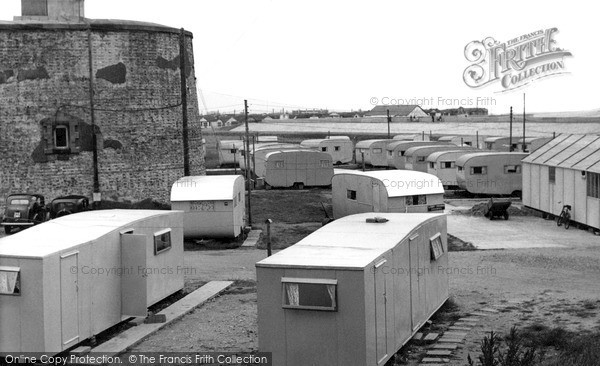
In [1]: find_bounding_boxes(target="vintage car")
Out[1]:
[49,195,90,219]
[1,193,48,234]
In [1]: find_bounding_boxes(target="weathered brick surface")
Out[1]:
[0,23,204,212]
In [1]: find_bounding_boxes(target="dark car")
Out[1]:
[49,195,90,219]
[1,194,48,234]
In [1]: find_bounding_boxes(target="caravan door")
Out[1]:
[60,252,80,348]
[121,233,148,317]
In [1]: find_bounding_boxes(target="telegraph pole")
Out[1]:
[244,100,252,226]
[509,106,513,152]
[387,109,391,139]
[523,93,526,152]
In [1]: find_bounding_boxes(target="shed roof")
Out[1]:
[0,210,178,258]
[170,175,243,202]
[456,152,529,166]
[522,134,600,173]
[256,212,445,270]
[334,169,444,196]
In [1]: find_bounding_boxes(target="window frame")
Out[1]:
[281,277,338,311]
[347,189,357,200]
[549,166,556,184]
[504,165,521,174]
[470,166,487,175]
[53,125,70,150]
[153,228,172,255]
[429,233,444,261]
[441,161,454,169]
[372,148,383,154]
[587,171,600,198]
[0,266,21,296]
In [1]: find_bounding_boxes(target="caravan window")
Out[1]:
[429,162,435,169]
[457,166,464,172]
[430,234,444,260]
[334,146,340,151]
[154,229,172,255]
[229,149,237,154]
[399,151,405,156]
[442,161,454,169]
[275,161,284,168]
[281,278,337,311]
[504,165,521,174]
[549,167,556,184]
[321,147,328,152]
[417,156,426,162]
[587,172,600,198]
[0,267,21,296]
[320,160,330,168]
[470,166,487,175]
[406,195,426,206]
[347,190,357,200]
[373,148,382,154]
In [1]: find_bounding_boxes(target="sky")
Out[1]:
[1,1,598,115]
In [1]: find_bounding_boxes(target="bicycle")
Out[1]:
[556,204,571,229]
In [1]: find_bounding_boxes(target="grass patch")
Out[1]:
[251,189,330,225]
[222,279,257,295]
[448,233,477,251]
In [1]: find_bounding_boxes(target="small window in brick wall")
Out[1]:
[41,113,81,155]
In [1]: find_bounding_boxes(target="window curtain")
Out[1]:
[326,284,336,309]
[286,283,299,306]
[0,271,18,294]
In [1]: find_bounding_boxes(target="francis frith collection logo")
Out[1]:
[463,28,572,92]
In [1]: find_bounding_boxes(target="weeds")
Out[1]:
[468,325,600,366]
[467,326,543,366]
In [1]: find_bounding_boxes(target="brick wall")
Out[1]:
[0,23,205,214]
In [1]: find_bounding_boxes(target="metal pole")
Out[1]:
[179,28,190,176]
[362,152,365,171]
[244,100,252,226]
[266,219,272,257]
[476,130,479,149]
[523,93,526,152]
[509,106,513,152]
[87,27,100,202]
[387,109,391,139]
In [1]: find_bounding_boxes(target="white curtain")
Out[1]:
[286,283,299,306]
[327,284,336,309]
[0,271,18,294]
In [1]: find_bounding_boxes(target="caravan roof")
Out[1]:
[426,149,479,162]
[355,139,393,148]
[171,175,242,202]
[0,210,176,258]
[456,151,528,166]
[256,212,445,270]
[334,169,444,196]
[522,134,600,173]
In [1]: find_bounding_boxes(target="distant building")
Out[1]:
[366,105,429,118]
[0,0,204,208]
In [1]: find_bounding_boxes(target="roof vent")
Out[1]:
[366,217,389,223]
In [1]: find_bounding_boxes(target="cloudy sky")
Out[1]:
[1,1,597,114]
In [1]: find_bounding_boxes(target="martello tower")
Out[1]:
[0,0,204,209]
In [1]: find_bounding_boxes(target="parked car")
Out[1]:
[49,195,90,219]
[1,193,48,234]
